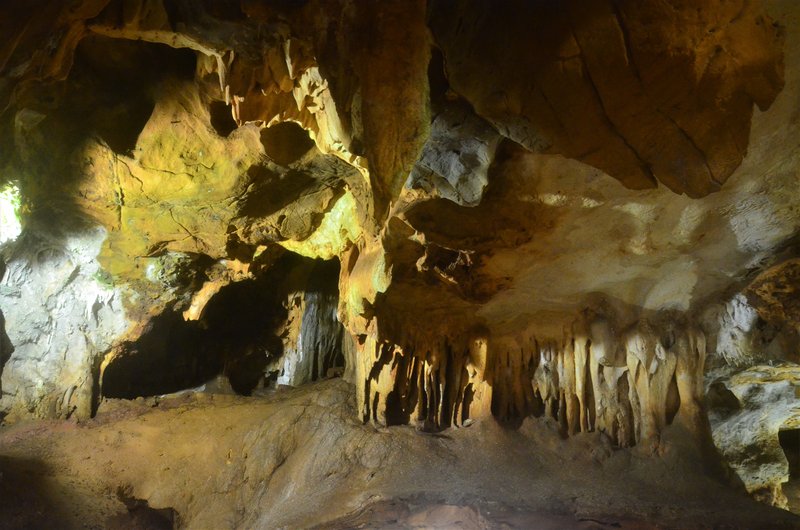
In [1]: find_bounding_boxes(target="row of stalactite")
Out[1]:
[355,318,708,447]
[354,334,492,431]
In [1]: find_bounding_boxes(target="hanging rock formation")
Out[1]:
[0,0,798,518]
[355,312,708,451]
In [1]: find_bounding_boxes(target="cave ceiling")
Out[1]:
[0,0,798,431]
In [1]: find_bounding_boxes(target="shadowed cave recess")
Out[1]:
[102,254,346,399]
[0,1,800,529]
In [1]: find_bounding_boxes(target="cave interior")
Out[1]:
[0,1,799,529]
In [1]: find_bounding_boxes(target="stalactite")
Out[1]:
[464,337,493,421]
[586,319,625,444]
[624,324,678,448]
[559,336,579,436]
[572,329,592,434]
[533,341,559,420]
[673,327,708,438]
[491,339,538,422]
[356,316,708,448]
[356,331,493,430]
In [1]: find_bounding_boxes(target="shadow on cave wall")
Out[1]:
[102,253,346,400]
[9,34,197,237]
[780,428,800,511]
[0,455,175,529]
[0,260,14,399]
[0,308,13,398]
[780,429,800,478]
[0,456,76,529]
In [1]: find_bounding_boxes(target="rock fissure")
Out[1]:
[567,28,657,190]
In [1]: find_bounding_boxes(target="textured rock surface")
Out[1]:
[407,103,500,206]
[746,258,800,358]
[0,380,798,529]
[0,0,798,522]
[428,0,784,196]
[0,0,795,422]
[708,363,800,509]
[0,222,129,421]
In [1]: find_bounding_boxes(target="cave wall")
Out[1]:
[428,0,784,197]
[0,2,797,506]
[703,257,800,508]
[99,252,347,399]
[0,223,129,420]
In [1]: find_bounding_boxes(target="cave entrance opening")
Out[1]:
[779,428,800,511]
[101,253,346,400]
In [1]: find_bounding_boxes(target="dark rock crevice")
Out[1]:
[101,253,347,400]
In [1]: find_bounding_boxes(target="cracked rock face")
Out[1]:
[0,0,799,517]
[428,0,784,196]
[708,363,800,509]
[0,222,129,420]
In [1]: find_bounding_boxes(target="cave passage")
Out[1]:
[209,100,238,137]
[780,428,800,512]
[102,253,346,399]
[780,429,800,478]
[260,121,316,166]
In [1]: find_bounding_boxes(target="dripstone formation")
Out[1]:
[1,0,799,524]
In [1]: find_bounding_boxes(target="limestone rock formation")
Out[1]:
[0,0,798,524]
[708,363,800,509]
[0,222,129,420]
[428,0,784,196]
[746,258,800,361]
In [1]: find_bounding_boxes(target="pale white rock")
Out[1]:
[708,363,800,509]
[0,224,130,420]
[702,294,784,367]
[406,104,500,206]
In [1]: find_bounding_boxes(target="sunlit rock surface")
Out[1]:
[0,222,129,420]
[0,0,799,526]
[708,363,800,509]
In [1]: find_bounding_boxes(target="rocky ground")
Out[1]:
[0,379,797,530]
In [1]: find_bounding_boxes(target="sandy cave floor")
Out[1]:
[0,379,798,530]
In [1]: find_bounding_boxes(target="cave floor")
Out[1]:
[0,380,797,530]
